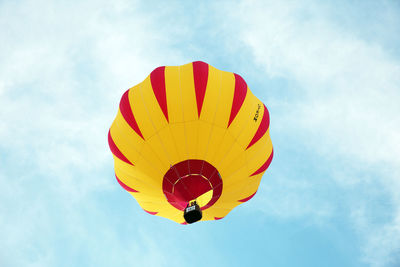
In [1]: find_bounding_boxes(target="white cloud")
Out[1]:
[0,0,189,265]
[256,174,335,224]
[2,0,400,266]
[351,201,400,267]
[235,1,400,166]
[218,0,400,265]
[0,0,187,194]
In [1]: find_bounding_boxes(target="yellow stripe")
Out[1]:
[135,143,167,180]
[196,120,213,160]
[110,113,144,164]
[199,65,222,123]
[168,123,187,161]
[183,121,199,159]
[165,66,183,123]
[115,159,162,197]
[138,76,169,131]
[244,130,273,175]
[180,63,198,122]
[201,123,226,164]
[129,85,157,139]
[155,126,181,165]
[213,70,235,128]
[227,90,264,148]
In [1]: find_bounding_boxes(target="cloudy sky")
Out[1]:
[1,0,400,266]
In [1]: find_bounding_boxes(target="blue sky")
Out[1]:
[1,0,400,266]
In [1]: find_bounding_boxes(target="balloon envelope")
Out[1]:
[108,61,273,224]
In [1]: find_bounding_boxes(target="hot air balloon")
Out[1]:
[108,61,273,224]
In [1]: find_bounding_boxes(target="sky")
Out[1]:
[1,0,400,266]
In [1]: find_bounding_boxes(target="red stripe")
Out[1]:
[193,61,209,117]
[144,209,158,215]
[250,150,274,176]
[115,174,138,192]
[119,90,144,139]
[108,130,133,165]
[246,104,270,149]
[214,217,224,220]
[150,66,169,122]
[238,191,257,203]
[228,74,248,127]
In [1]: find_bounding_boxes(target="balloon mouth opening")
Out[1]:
[162,160,223,211]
